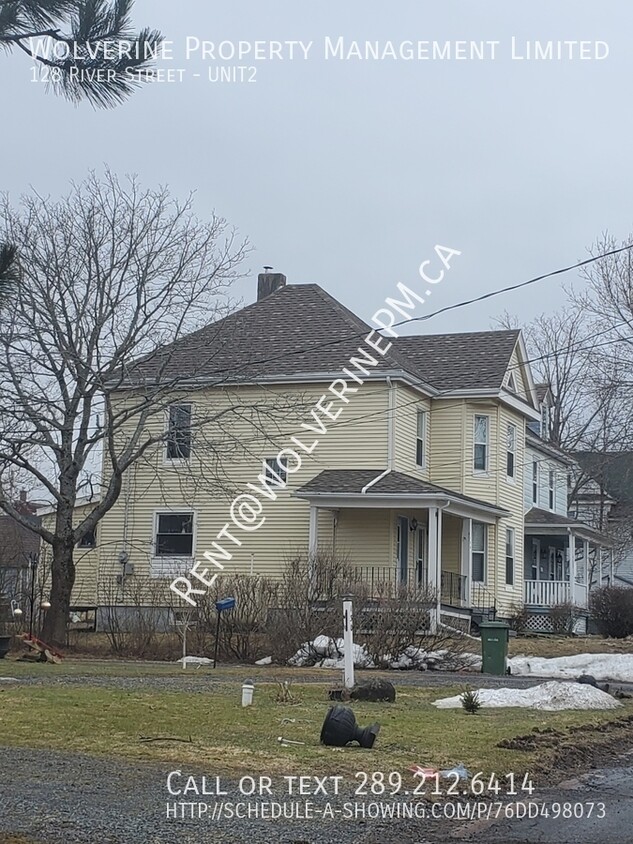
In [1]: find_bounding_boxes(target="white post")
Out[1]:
[461,518,472,607]
[568,531,577,604]
[343,596,355,689]
[308,504,319,591]
[426,507,443,632]
[583,540,590,607]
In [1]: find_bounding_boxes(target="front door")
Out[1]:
[397,516,409,585]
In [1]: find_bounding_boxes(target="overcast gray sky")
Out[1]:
[3,1,631,334]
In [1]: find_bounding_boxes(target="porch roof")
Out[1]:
[294,468,509,520]
[524,507,610,545]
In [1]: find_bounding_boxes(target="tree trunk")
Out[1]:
[41,541,76,646]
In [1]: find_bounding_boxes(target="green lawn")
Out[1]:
[1,668,630,785]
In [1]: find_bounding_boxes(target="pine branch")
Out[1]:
[1,1,163,108]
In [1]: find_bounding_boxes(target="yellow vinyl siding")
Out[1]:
[506,345,528,399]
[96,382,391,581]
[428,399,464,491]
[393,383,431,477]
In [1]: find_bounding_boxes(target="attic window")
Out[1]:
[506,372,517,393]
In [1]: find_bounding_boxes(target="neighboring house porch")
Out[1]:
[523,507,611,632]
[294,469,509,631]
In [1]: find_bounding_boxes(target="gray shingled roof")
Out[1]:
[296,469,508,513]
[124,284,418,385]
[524,507,606,542]
[395,330,521,391]
[122,283,522,394]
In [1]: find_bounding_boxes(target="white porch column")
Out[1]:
[583,540,590,607]
[568,531,577,605]
[427,506,443,632]
[308,505,319,586]
[461,518,472,606]
[609,549,615,585]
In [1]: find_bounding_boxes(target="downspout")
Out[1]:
[386,376,396,471]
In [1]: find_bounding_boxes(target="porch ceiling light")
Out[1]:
[410,518,418,531]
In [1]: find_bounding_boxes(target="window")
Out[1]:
[474,415,489,471]
[507,372,517,392]
[265,456,288,484]
[548,469,555,510]
[541,403,550,441]
[532,461,539,505]
[416,409,427,467]
[506,424,516,479]
[505,527,515,585]
[471,522,487,582]
[155,513,193,557]
[166,403,192,460]
[78,527,97,549]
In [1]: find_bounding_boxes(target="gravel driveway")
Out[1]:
[1,747,448,844]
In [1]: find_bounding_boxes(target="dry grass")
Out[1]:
[0,676,631,786]
[510,635,633,659]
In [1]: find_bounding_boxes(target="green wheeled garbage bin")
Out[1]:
[479,621,509,675]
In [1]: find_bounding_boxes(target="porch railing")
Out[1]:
[350,565,428,598]
[440,571,468,607]
[524,580,571,606]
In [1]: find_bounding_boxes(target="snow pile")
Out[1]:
[177,656,212,666]
[433,680,621,711]
[286,637,480,671]
[509,653,633,683]
[288,636,375,669]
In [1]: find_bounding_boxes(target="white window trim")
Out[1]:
[471,521,487,583]
[151,509,196,577]
[473,414,490,475]
[164,402,193,466]
[265,456,288,484]
[415,409,427,470]
[548,469,556,511]
[506,423,517,482]
[505,527,515,587]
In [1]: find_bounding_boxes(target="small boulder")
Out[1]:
[350,678,396,703]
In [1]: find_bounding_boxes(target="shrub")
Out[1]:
[461,689,482,714]
[507,602,529,634]
[590,586,633,638]
[549,601,575,635]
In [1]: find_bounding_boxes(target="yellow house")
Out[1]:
[77,272,545,630]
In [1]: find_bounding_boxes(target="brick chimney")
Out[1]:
[257,267,286,301]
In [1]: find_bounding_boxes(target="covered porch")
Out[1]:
[294,468,507,630]
[523,508,611,610]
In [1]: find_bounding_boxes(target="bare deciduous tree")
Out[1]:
[0,170,257,644]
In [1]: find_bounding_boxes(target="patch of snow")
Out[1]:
[255,656,272,666]
[0,677,20,682]
[177,656,212,665]
[509,653,633,683]
[433,680,621,711]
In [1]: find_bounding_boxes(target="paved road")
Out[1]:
[459,759,633,843]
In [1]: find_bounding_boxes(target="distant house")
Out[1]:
[572,451,633,587]
[0,491,41,600]
[51,272,611,633]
